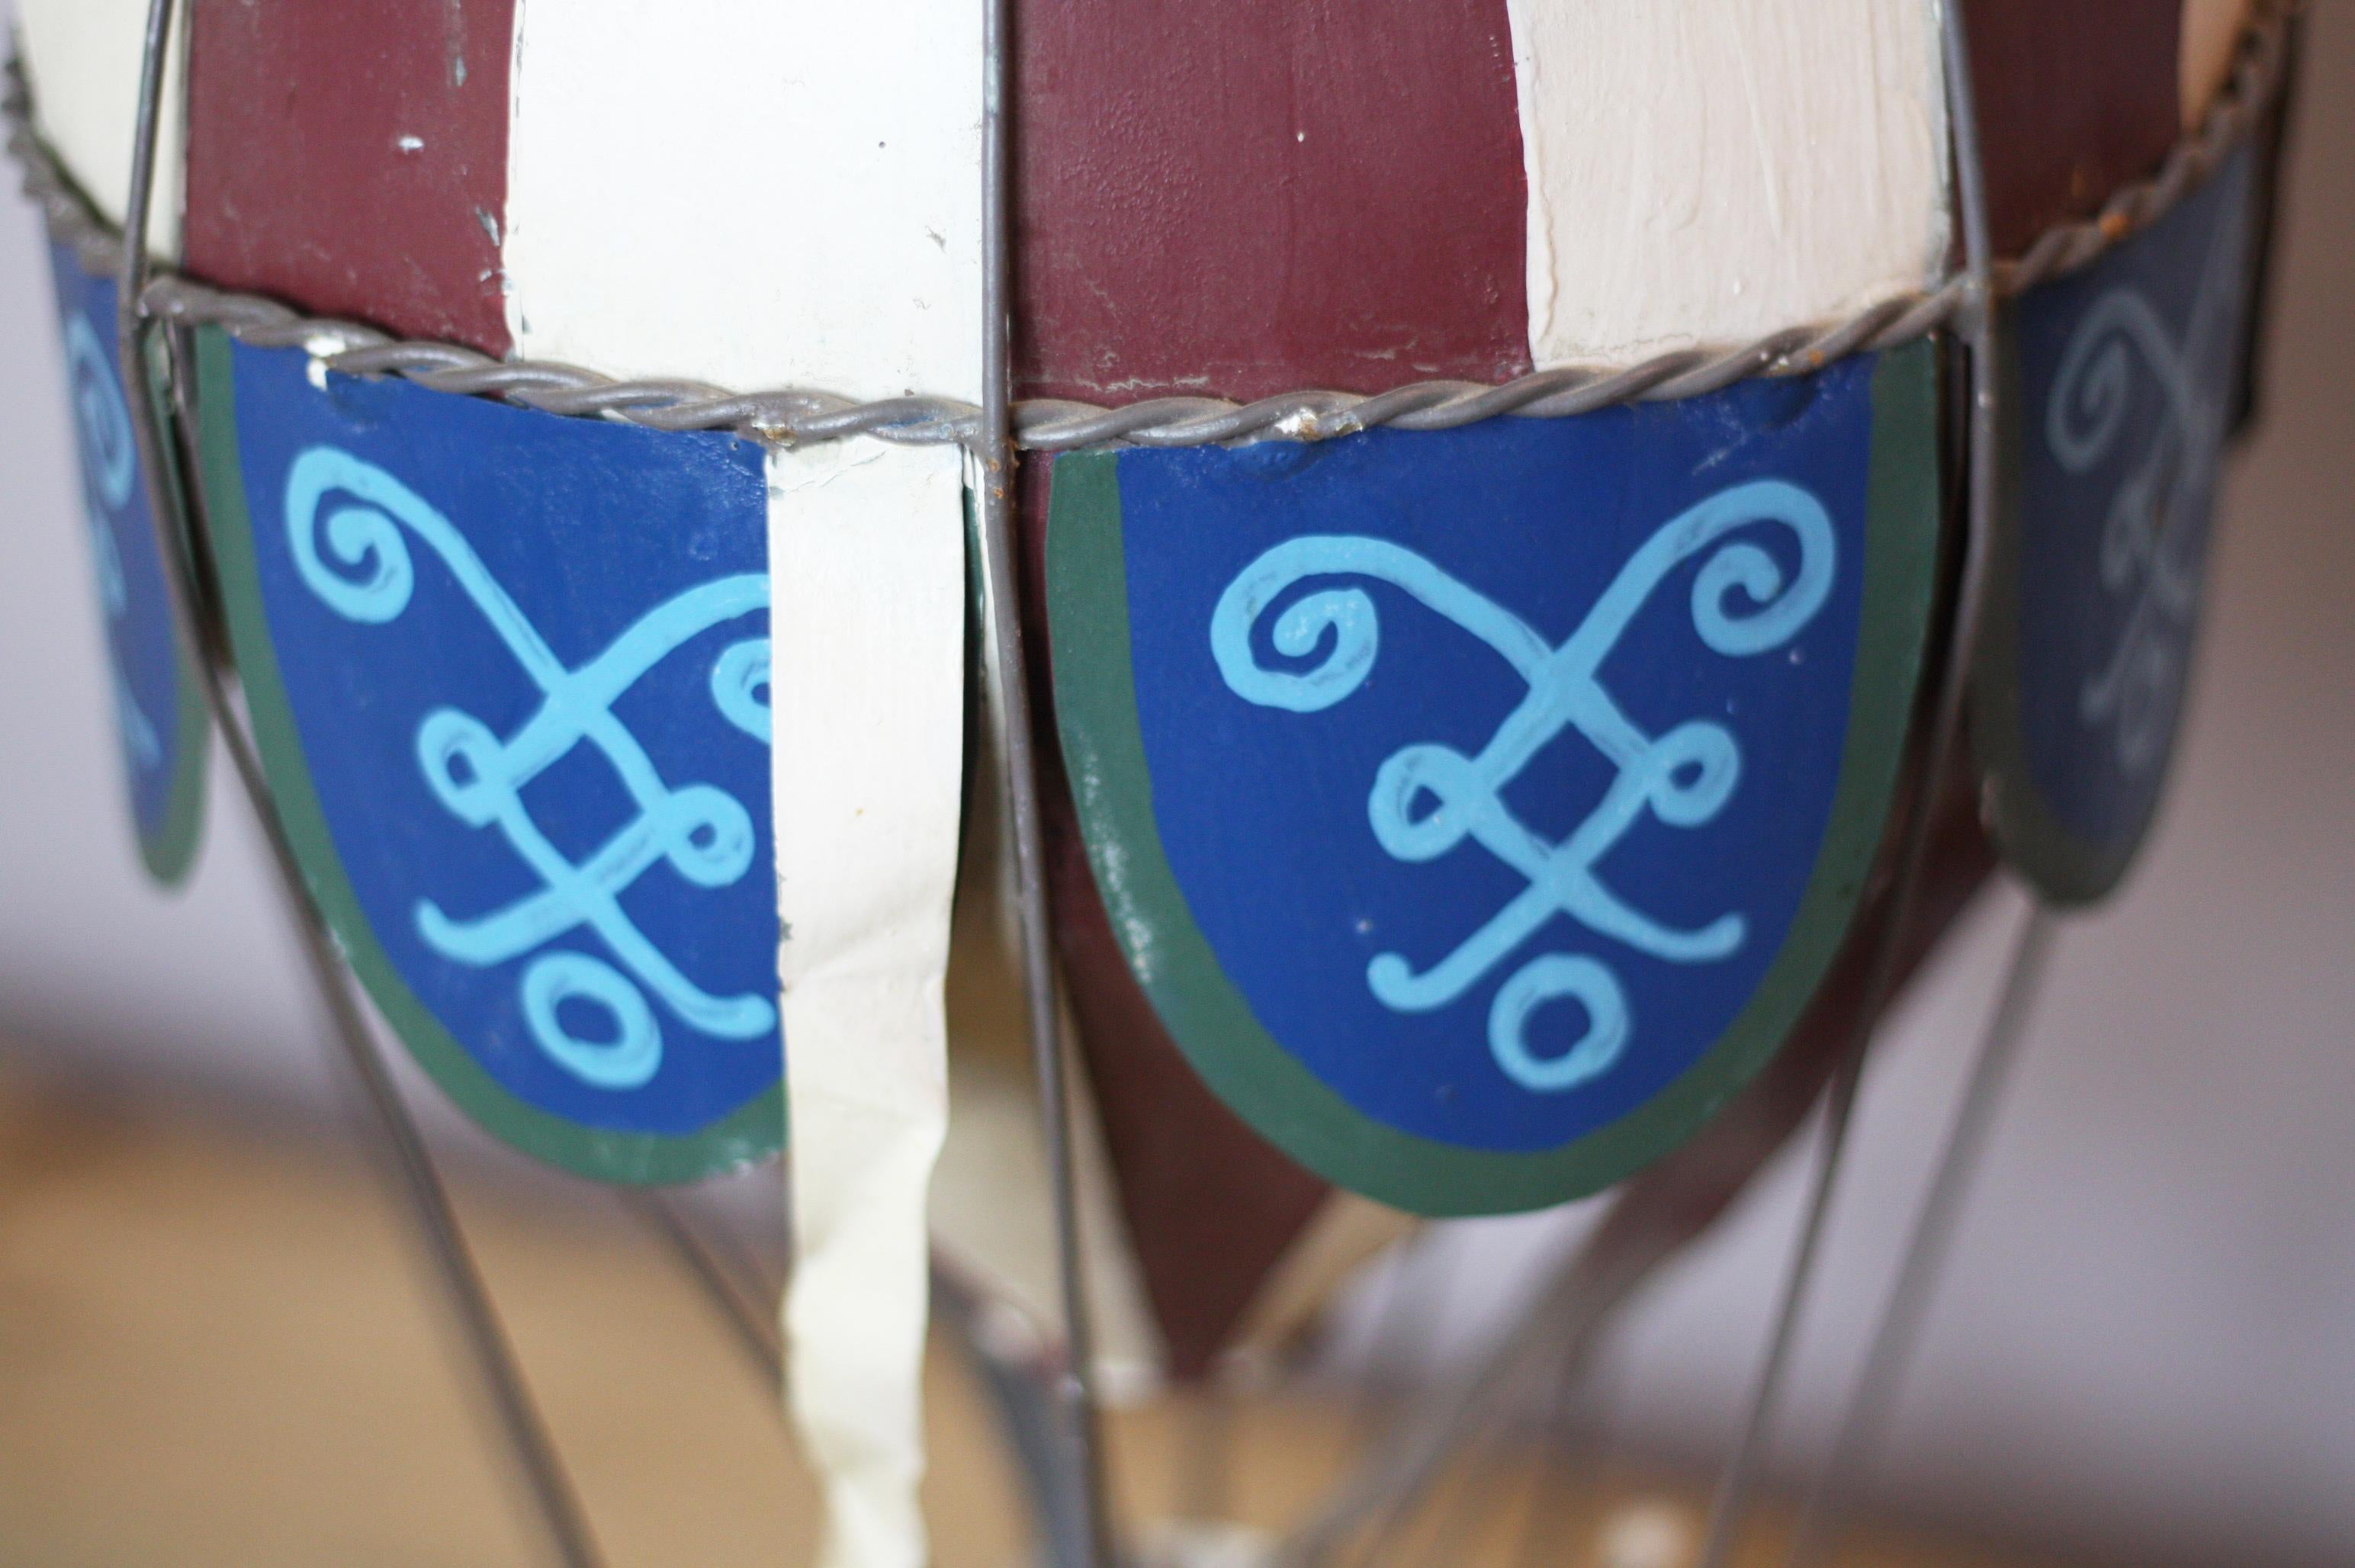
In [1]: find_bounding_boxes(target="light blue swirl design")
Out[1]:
[65,315,137,512]
[2047,180,2251,776]
[65,313,164,772]
[709,638,773,744]
[113,668,161,769]
[1212,477,1835,1094]
[284,445,775,1091]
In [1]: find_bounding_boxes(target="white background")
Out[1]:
[1,7,2350,1564]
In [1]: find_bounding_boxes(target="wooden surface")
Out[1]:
[0,1056,2080,1566]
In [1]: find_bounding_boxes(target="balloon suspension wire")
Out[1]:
[1694,8,2004,1564]
[628,1192,785,1390]
[114,5,601,1564]
[1781,901,2055,1568]
[975,0,1117,1560]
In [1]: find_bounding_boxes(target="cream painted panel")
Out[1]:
[1505,0,1949,368]
[772,439,969,1568]
[17,0,185,255]
[500,0,982,397]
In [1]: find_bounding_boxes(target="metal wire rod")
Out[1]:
[628,1192,785,1390]
[1510,1321,1624,1568]
[1780,903,2055,1568]
[1272,1213,1662,1566]
[1384,1425,1522,1568]
[5,4,2290,453]
[976,0,1115,1558]
[146,324,609,1568]
[1275,917,1983,1567]
[933,1267,1103,1568]
[110,6,600,1563]
[1386,1313,1605,1568]
[618,1193,1109,1568]
[1692,5,2007,1560]
[1691,1049,1866,1568]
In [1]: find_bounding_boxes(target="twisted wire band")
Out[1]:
[7,2,2289,452]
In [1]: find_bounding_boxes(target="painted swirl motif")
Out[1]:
[63,313,161,769]
[2045,183,2251,776]
[1213,477,1836,1094]
[284,446,773,1090]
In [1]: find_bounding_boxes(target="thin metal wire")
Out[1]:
[1691,1054,1865,1568]
[1781,903,2056,1568]
[1274,1217,1658,1567]
[975,0,1116,1559]
[1693,4,2008,1560]
[1513,1316,1629,1568]
[1390,1425,1522,1568]
[1506,1335,1597,1568]
[933,1267,1102,1568]
[4,2,2291,453]
[108,6,601,1564]
[1340,1232,1486,1568]
[640,1223,1108,1568]
[1386,1319,1600,1568]
[628,1193,785,1390]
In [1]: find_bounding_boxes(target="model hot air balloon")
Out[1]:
[7,1,2292,1563]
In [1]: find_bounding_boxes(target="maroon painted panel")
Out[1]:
[1010,0,1531,403]
[184,0,512,355]
[1967,1,2183,259]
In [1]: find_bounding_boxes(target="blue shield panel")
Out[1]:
[1975,146,2262,904]
[1048,345,1941,1215]
[192,329,782,1182]
[43,237,207,884]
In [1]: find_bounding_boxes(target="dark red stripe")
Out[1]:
[1011,0,1530,403]
[1966,1,2183,258]
[184,0,512,355]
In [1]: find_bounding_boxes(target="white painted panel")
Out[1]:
[17,0,185,255]
[501,0,982,397]
[1505,0,1949,368]
[771,439,966,1568]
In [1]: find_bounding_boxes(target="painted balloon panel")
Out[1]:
[193,329,782,1182]
[1984,144,2260,903]
[183,0,515,354]
[43,238,207,885]
[1010,0,1528,401]
[1048,344,1939,1215]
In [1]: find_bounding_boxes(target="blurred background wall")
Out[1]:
[1,5,2349,1565]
